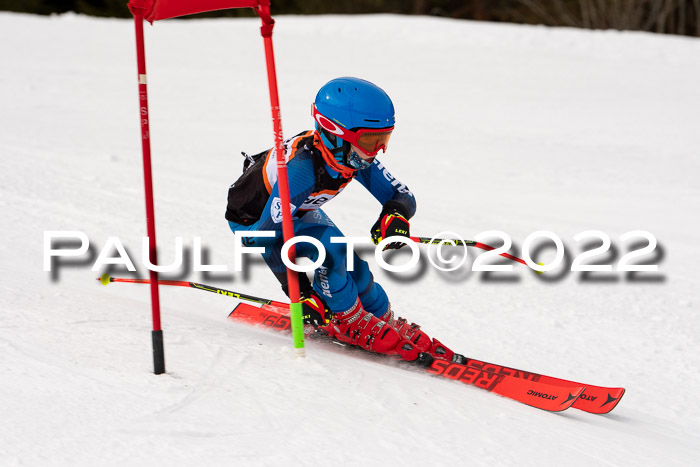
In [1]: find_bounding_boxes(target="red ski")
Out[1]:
[228,302,584,413]
[100,275,624,413]
[462,359,625,414]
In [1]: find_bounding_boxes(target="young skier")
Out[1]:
[226,77,463,364]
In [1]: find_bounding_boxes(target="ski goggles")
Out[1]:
[312,104,394,157]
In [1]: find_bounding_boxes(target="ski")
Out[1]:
[228,302,585,412]
[102,274,619,411]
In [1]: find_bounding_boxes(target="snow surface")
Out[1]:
[2,11,700,466]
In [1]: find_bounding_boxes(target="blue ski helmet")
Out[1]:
[312,77,395,171]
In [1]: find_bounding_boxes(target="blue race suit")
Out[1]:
[225,130,415,316]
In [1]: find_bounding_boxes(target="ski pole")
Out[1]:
[98,274,289,308]
[410,236,529,267]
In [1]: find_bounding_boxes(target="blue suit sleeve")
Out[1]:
[356,159,416,218]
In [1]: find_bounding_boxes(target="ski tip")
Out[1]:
[588,387,626,414]
[561,386,587,411]
[529,385,585,413]
[98,273,111,286]
[531,385,586,413]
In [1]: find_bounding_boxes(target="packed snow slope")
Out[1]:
[2,11,700,467]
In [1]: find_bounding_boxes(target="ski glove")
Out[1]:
[282,273,331,327]
[371,206,411,250]
[300,290,331,327]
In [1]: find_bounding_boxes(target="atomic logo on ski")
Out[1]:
[561,393,580,406]
[526,390,558,401]
[601,393,621,408]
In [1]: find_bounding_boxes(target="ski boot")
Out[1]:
[320,299,425,363]
[380,306,467,364]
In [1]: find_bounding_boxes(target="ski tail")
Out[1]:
[229,302,315,334]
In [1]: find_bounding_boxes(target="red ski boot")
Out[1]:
[321,299,422,362]
[380,307,467,364]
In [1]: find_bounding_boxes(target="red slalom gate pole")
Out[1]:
[256,4,305,357]
[131,8,165,374]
